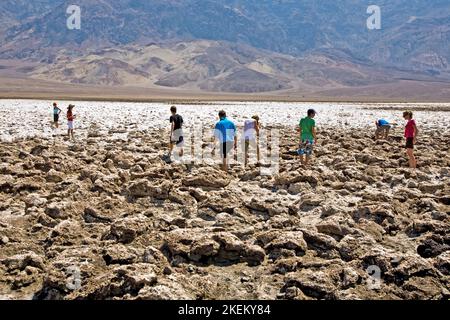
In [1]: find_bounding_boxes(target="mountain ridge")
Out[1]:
[0,0,449,95]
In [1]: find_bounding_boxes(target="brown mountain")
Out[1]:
[24,40,410,93]
[0,0,449,99]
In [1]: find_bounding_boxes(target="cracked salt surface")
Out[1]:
[0,99,448,142]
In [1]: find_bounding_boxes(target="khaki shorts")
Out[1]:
[171,130,184,146]
[376,125,391,134]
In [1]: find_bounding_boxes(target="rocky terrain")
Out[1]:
[0,101,449,300]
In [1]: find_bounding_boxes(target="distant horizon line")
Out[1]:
[1,96,449,105]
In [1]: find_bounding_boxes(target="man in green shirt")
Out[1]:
[298,109,317,165]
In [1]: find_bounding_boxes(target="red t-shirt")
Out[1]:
[404,119,416,138]
[67,110,74,121]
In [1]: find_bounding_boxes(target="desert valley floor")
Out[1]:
[0,100,449,300]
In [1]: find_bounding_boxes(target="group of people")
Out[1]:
[167,106,419,170]
[52,102,76,140]
[51,102,420,170]
[167,107,261,172]
[374,111,418,168]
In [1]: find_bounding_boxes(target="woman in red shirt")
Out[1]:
[403,111,419,169]
[67,104,76,140]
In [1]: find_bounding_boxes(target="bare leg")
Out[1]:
[256,142,260,164]
[244,140,249,167]
[407,149,416,168]
[300,154,305,165]
[222,157,228,172]
[305,155,311,166]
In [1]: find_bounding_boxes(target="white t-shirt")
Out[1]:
[244,119,257,140]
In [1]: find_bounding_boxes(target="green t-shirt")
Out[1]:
[299,117,316,141]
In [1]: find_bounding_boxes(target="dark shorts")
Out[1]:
[221,141,234,159]
[54,114,59,122]
[405,138,414,149]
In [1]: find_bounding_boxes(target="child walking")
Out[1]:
[403,111,419,169]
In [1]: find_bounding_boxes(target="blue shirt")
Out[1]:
[378,119,390,126]
[214,117,236,143]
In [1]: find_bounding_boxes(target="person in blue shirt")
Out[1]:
[213,110,237,172]
[52,102,62,128]
[375,118,396,140]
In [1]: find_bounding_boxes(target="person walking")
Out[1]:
[243,115,261,166]
[168,106,184,159]
[213,110,237,172]
[298,109,317,166]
